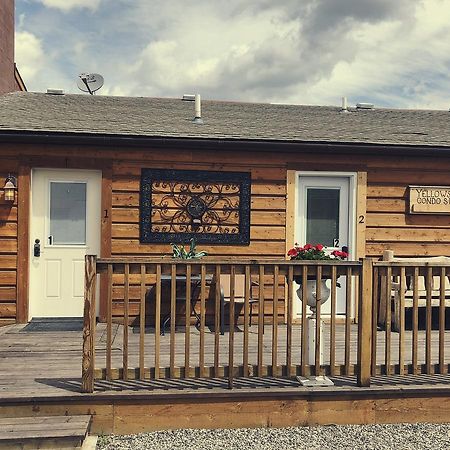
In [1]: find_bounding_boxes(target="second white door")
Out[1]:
[295,174,354,316]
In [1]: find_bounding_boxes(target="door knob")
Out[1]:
[34,239,41,257]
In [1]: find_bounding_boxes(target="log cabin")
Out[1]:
[1,91,450,327]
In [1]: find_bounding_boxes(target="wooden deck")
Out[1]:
[2,322,450,433]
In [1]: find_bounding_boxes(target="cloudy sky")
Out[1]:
[14,0,450,109]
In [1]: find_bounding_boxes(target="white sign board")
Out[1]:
[409,186,450,214]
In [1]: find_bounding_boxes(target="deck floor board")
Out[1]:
[0,323,450,401]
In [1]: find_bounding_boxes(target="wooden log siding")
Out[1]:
[366,167,450,257]
[0,165,19,327]
[2,141,450,325]
[111,162,287,324]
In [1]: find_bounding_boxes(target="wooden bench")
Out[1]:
[379,250,450,332]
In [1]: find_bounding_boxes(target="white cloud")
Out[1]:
[123,5,300,99]
[15,31,45,80]
[16,0,450,109]
[300,0,450,108]
[37,0,101,12]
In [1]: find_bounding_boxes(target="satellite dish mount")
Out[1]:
[77,73,104,95]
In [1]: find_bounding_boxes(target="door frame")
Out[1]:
[28,168,102,319]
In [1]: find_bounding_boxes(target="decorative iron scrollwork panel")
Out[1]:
[140,169,251,244]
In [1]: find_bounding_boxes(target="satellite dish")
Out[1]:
[77,73,104,95]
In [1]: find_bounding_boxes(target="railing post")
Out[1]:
[357,258,373,387]
[82,255,97,393]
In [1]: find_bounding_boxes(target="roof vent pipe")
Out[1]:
[193,94,203,124]
[356,102,374,110]
[46,89,64,95]
[340,96,350,113]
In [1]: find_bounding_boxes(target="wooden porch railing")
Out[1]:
[82,257,371,393]
[373,260,450,376]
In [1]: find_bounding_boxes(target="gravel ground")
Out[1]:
[96,423,450,450]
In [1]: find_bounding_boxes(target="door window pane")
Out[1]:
[306,188,339,247]
[50,182,86,245]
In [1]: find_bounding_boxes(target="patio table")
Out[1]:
[160,274,213,335]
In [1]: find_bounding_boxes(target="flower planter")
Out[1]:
[296,279,331,312]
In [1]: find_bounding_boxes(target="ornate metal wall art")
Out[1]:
[140,169,251,244]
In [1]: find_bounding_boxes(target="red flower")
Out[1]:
[287,248,299,257]
[331,250,348,259]
[303,243,313,250]
[315,244,324,251]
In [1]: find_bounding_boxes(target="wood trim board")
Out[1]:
[16,163,30,323]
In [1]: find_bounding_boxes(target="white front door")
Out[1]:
[295,174,355,317]
[29,169,101,319]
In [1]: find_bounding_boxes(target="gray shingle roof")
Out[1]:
[0,91,449,147]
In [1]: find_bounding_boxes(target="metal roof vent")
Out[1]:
[182,94,195,101]
[46,89,64,95]
[356,102,374,110]
[340,96,350,113]
[192,94,203,124]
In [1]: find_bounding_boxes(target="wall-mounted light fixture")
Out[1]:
[4,174,17,202]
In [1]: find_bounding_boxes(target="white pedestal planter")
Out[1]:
[296,279,330,311]
[296,278,334,387]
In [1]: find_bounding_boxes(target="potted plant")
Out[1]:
[287,243,348,312]
[171,238,208,259]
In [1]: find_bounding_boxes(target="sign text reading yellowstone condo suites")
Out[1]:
[409,186,450,214]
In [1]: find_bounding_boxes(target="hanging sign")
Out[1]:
[409,185,450,214]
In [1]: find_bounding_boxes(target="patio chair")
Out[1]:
[379,250,450,332]
[219,274,259,335]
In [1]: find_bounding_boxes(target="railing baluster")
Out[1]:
[106,264,112,381]
[123,263,129,381]
[81,255,97,393]
[185,264,191,378]
[170,264,176,378]
[426,266,432,374]
[412,267,419,375]
[139,264,146,380]
[371,266,379,376]
[258,265,264,377]
[200,264,206,377]
[243,265,250,377]
[399,267,405,375]
[358,259,373,387]
[344,266,352,375]
[272,265,279,377]
[439,266,446,374]
[228,265,235,388]
[315,266,322,376]
[154,264,161,379]
[214,265,221,377]
[385,267,392,375]
[300,265,307,376]
[286,265,293,377]
[330,265,337,377]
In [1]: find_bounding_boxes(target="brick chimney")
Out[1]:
[0,0,24,94]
